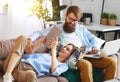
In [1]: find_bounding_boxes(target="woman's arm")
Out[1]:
[49,37,58,73]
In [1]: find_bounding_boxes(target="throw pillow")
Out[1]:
[67,46,86,70]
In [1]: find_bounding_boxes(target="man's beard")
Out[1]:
[63,20,76,33]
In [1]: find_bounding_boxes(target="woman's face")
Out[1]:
[58,44,74,58]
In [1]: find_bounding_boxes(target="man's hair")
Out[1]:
[66,5,83,20]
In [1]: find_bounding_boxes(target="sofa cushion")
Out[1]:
[67,46,86,70]
[38,76,68,82]
[56,76,69,82]
[0,75,68,82]
[0,39,16,59]
[37,76,57,82]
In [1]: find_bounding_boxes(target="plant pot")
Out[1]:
[101,18,108,25]
[108,19,116,26]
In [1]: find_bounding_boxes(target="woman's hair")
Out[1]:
[56,43,78,57]
[65,43,78,55]
[66,5,83,21]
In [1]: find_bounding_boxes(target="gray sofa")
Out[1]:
[0,75,68,82]
[0,38,120,82]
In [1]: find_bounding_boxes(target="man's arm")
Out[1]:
[28,27,53,41]
[85,30,99,53]
[83,27,99,54]
[78,25,99,53]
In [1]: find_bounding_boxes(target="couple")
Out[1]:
[3,5,117,82]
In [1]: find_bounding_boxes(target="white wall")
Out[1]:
[103,0,120,25]
[61,0,103,23]
[0,0,119,40]
[0,1,44,40]
[0,13,8,39]
[0,12,44,40]
[61,0,120,41]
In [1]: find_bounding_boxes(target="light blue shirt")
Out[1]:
[21,53,68,77]
[29,22,98,52]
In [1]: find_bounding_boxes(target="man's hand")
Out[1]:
[91,47,99,54]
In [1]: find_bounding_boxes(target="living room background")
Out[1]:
[0,0,119,40]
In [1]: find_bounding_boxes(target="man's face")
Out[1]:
[63,13,79,33]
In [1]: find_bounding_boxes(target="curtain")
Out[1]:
[6,0,44,39]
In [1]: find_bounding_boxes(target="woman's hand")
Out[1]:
[49,37,58,50]
[50,37,58,73]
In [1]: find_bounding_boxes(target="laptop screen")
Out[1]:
[103,39,120,55]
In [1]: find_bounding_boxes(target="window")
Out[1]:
[0,0,8,13]
[29,0,53,20]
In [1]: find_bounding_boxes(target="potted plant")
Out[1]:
[101,12,109,25]
[29,0,67,29]
[29,0,51,21]
[108,13,117,26]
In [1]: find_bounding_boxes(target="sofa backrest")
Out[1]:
[0,39,16,59]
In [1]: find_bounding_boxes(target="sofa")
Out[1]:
[0,38,120,82]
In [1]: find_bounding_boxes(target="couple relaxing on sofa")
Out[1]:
[2,5,117,82]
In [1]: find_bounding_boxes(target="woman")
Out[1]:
[3,35,77,82]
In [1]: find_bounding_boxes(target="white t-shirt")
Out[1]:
[62,31,82,48]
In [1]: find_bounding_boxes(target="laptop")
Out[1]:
[103,39,120,55]
[84,39,120,58]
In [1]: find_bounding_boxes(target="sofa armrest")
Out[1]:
[115,53,120,79]
[109,53,120,79]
